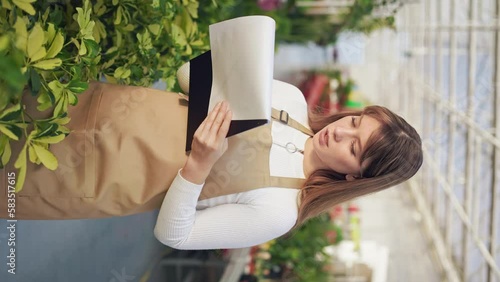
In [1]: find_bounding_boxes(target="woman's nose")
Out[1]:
[334,127,356,142]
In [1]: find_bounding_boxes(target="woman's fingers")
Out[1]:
[200,101,228,138]
[194,101,222,139]
[209,101,229,132]
[185,101,231,183]
[217,109,232,138]
[194,101,231,145]
[199,101,222,131]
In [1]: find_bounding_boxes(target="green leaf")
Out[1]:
[6,124,21,140]
[54,116,70,125]
[171,24,187,46]
[9,122,28,129]
[28,144,37,163]
[185,1,198,19]
[148,24,161,36]
[70,64,83,77]
[114,66,131,79]
[13,19,28,52]
[130,65,142,77]
[104,46,118,55]
[93,20,107,43]
[46,31,64,59]
[34,134,65,144]
[45,23,56,44]
[103,73,117,84]
[0,135,12,168]
[0,103,21,120]
[190,39,204,47]
[1,138,11,168]
[33,144,58,170]
[76,0,95,39]
[0,35,9,51]
[67,80,88,93]
[50,7,63,26]
[115,29,122,47]
[56,125,70,135]
[14,142,27,169]
[122,24,134,32]
[82,39,99,58]
[36,88,55,111]
[27,23,46,61]
[29,68,41,95]
[114,6,122,25]
[94,0,106,15]
[53,96,67,117]
[34,122,58,138]
[14,165,26,192]
[14,143,28,192]
[2,0,13,10]
[137,30,153,53]
[68,92,78,105]
[32,58,62,70]
[78,39,87,55]
[12,0,36,15]
[0,124,19,140]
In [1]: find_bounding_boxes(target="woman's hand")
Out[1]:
[181,101,232,184]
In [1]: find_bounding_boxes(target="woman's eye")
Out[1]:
[351,117,356,127]
[350,140,356,157]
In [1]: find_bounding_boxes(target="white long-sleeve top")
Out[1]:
[154,82,310,250]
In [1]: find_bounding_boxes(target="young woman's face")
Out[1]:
[312,114,382,177]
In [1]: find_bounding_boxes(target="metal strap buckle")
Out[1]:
[279,110,289,124]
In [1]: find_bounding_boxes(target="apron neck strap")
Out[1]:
[271,108,314,137]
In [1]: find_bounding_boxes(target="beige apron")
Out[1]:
[0,82,312,220]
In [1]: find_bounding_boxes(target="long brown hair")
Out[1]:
[294,105,423,227]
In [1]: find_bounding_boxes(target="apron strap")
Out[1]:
[271,108,314,137]
[269,175,306,189]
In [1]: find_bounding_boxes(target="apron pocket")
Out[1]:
[15,82,101,198]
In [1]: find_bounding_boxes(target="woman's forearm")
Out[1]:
[154,169,203,248]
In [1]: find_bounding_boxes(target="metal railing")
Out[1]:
[368,0,500,281]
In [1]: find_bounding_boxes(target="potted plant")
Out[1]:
[254,213,343,281]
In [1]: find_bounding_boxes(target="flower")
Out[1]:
[257,0,282,11]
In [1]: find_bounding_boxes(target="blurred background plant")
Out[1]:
[198,0,405,46]
[299,68,358,115]
[254,213,343,281]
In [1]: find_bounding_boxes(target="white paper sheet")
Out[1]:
[208,16,275,121]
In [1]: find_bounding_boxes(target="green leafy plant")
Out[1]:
[0,0,210,192]
[255,213,341,281]
[207,0,405,46]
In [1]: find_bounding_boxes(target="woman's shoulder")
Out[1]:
[271,80,307,107]
[271,80,308,126]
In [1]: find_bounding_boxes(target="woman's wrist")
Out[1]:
[180,157,211,185]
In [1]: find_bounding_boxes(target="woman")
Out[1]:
[0,70,422,251]
[152,68,423,250]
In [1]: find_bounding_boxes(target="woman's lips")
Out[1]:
[319,129,329,147]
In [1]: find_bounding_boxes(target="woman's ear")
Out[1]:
[345,174,358,181]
